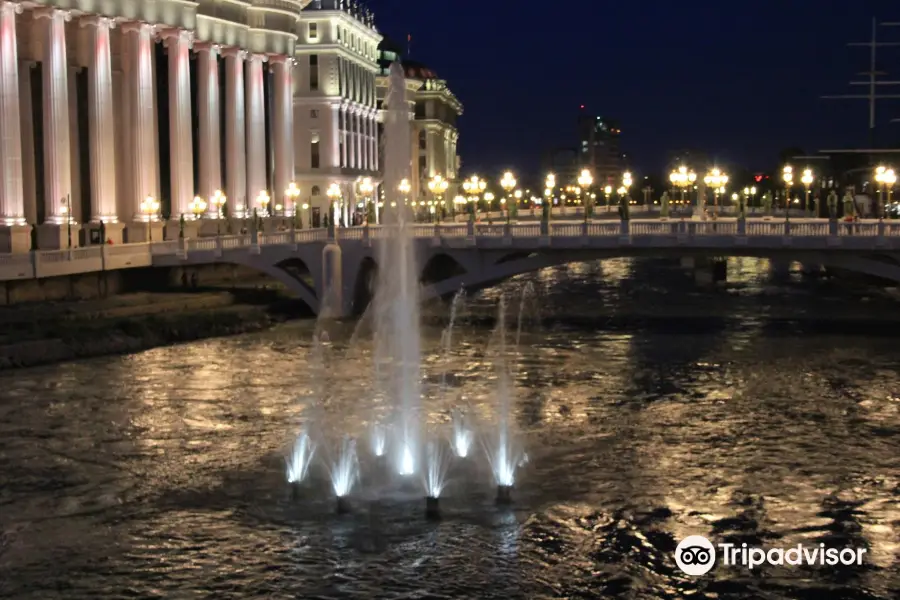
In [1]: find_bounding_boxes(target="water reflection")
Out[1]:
[0,257,899,598]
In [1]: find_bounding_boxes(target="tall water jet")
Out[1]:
[370,422,387,458]
[422,440,451,519]
[440,289,466,394]
[286,429,317,499]
[329,436,360,514]
[485,295,524,504]
[451,408,473,458]
[373,61,421,477]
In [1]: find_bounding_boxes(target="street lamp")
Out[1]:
[210,189,226,219]
[427,175,448,222]
[140,195,160,241]
[703,168,728,217]
[462,175,486,219]
[875,165,896,218]
[285,182,300,218]
[742,186,757,215]
[669,165,696,206]
[256,190,270,217]
[800,168,814,216]
[500,171,516,222]
[359,177,374,224]
[782,165,793,218]
[577,168,593,221]
[326,183,341,227]
[604,185,612,211]
[190,195,207,220]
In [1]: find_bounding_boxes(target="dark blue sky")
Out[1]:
[370,0,900,178]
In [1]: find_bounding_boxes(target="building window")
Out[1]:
[311,140,320,169]
[311,185,321,196]
[310,109,319,118]
[415,103,425,119]
[309,54,319,91]
[418,130,427,150]
[309,22,318,39]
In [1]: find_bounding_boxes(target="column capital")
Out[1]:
[159,27,193,49]
[193,41,220,55]
[0,2,23,16]
[267,53,291,65]
[247,53,268,64]
[118,20,155,36]
[79,15,116,30]
[220,46,247,61]
[32,6,71,22]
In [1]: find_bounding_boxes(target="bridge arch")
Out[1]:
[420,249,900,301]
[225,252,321,314]
[351,256,379,316]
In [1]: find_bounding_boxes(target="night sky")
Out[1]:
[369,0,900,179]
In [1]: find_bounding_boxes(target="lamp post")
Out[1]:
[285,182,300,219]
[427,175,448,223]
[190,195,207,220]
[140,195,159,242]
[500,171,517,223]
[59,194,72,248]
[326,183,341,227]
[256,190,270,219]
[620,171,633,216]
[703,168,728,218]
[577,168,593,221]
[210,189,226,219]
[359,177,375,224]
[800,168,814,216]
[513,189,522,221]
[782,165,793,219]
[462,175,486,221]
[544,173,556,219]
[398,178,411,222]
[604,185,612,212]
[742,186,756,217]
[875,165,896,219]
[300,203,310,229]
[669,165,697,208]
[453,195,466,220]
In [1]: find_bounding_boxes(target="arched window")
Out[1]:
[311,185,321,196]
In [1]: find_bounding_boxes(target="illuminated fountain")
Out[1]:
[451,408,473,458]
[373,61,421,477]
[286,428,317,497]
[329,436,360,514]
[421,440,451,519]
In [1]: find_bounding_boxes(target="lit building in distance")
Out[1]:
[377,39,462,208]
[295,0,381,227]
[577,113,623,187]
[0,0,305,250]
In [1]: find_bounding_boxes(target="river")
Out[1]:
[1,257,898,599]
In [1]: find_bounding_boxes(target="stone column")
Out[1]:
[360,110,368,171]
[245,53,266,215]
[339,104,348,168]
[121,21,159,240]
[328,103,341,168]
[34,7,71,227]
[195,42,221,216]
[271,55,293,213]
[160,29,194,222]
[223,47,247,217]
[80,16,118,224]
[0,2,28,251]
[372,113,379,171]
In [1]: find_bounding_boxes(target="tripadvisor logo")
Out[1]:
[675,535,867,575]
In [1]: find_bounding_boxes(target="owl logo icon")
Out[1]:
[675,535,716,576]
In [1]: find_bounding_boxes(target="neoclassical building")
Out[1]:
[0,0,384,251]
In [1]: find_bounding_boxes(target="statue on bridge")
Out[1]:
[827,190,838,219]
[843,190,857,219]
[660,192,670,218]
[619,194,631,221]
[762,191,772,216]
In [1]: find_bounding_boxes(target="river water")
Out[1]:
[1,258,899,599]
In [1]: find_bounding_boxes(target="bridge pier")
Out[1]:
[320,243,347,318]
[692,257,727,285]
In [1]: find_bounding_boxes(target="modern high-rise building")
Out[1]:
[577,113,623,187]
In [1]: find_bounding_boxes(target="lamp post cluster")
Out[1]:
[703,168,728,218]
[875,165,897,219]
[669,166,696,206]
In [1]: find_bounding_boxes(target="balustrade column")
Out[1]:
[34,7,72,224]
[271,55,293,210]
[245,53,267,213]
[160,29,194,219]
[81,16,117,222]
[0,1,25,226]
[121,21,157,220]
[222,47,247,217]
[195,42,221,215]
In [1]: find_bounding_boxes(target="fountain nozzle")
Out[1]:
[336,496,351,514]
[290,482,301,501]
[425,496,441,520]
[496,485,513,505]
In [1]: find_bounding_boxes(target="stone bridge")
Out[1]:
[4,218,900,316]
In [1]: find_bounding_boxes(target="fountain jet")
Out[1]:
[373,61,421,477]
[329,436,360,513]
[451,408,473,458]
[370,423,387,458]
[285,429,317,499]
[422,441,451,519]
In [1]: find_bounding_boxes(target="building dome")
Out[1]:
[402,59,437,80]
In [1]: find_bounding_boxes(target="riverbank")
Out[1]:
[0,289,310,370]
